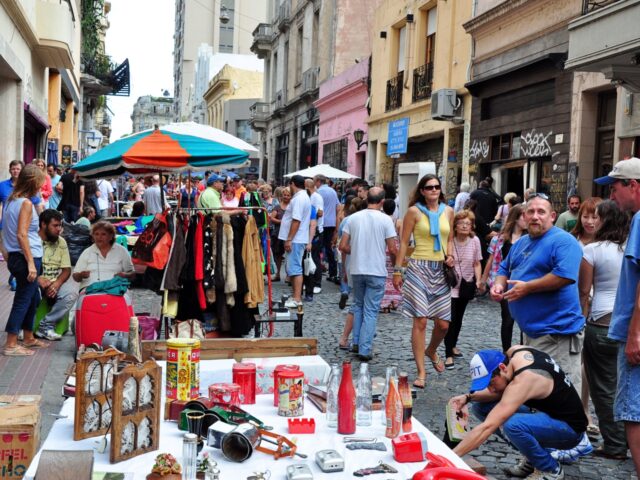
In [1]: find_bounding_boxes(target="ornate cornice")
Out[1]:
[463,0,532,33]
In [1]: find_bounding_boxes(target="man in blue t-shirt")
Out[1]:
[595,157,640,475]
[491,193,585,394]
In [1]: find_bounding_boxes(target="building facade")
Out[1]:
[0,0,81,171]
[173,0,267,121]
[464,0,584,210]
[367,0,473,199]
[224,98,261,176]
[130,95,174,133]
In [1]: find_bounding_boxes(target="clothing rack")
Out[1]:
[174,205,275,333]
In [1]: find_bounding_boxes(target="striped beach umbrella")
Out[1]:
[74,122,253,179]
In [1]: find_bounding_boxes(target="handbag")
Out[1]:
[303,250,316,276]
[168,319,205,340]
[454,240,477,300]
[443,264,459,288]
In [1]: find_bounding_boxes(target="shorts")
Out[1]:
[614,342,640,422]
[401,259,451,321]
[286,242,306,277]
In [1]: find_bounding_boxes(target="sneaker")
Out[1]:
[35,329,62,341]
[525,466,564,480]
[9,277,16,291]
[339,293,348,310]
[503,458,534,478]
[549,432,593,464]
[313,286,322,294]
[358,353,373,362]
[284,299,301,309]
[303,295,313,302]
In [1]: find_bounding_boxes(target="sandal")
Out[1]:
[428,354,445,373]
[3,345,35,356]
[21,339,49,349]
[445,357,455,370]
[413,377,426,389]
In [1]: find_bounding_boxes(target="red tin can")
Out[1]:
[273,364,300,406]
[208,383,241,407]
[277,370,305,417]
[232,362,256,405]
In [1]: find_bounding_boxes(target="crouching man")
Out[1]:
[452,346,591,480]
[35,209,78,340]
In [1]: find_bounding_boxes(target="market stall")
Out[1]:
[25,356,471,480]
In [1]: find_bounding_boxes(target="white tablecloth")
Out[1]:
[26,359,469,479]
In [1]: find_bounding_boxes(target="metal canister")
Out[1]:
[220,423,261,462]
[166,338,201,401]
[277,370,305,417]
[232,362,256,405]
[208,383,241,407]
[273,364,300,406]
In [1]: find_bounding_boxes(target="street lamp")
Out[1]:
[353,129,366,150]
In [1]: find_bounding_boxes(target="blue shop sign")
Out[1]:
[387,118,409,155]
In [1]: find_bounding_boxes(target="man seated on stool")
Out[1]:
[451,346,591,480]
[35,209,78,341]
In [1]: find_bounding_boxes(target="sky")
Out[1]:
[105,0,175,140]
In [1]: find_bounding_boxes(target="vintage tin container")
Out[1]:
[273,364,300,406]
[232,362,256,405]
[166,338,201,401]
[208,383,241,407]
[277,370,305,417]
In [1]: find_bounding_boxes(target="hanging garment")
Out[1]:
[194,212,206,310]
[221,215,237,306]
[203,214,214,291]
[243,215,265,308]
[162,212,187,291]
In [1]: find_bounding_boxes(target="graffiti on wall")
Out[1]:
[469,139,489,163]
[521,129,553,158]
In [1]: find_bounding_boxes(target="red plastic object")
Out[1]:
[75,293,134,348]
[413,467,486,480]
[392,432,428,462]
[337,361,356,434]
[233,362,256,404]
[273,364,300,406]
[426,452,456,469]
[287,418,316,434]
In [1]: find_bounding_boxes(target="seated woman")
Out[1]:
[73,221,136,291]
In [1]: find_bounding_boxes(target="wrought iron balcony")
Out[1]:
[250,23,273,59]
[412,63,434,102]
[301,67,320,97]
[277,0,291,31]
[582,0,620,14]
[249,102,270,131]
[385,71,404,112]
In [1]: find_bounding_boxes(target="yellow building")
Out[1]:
[367,0,472,199]
[203,65,264,130]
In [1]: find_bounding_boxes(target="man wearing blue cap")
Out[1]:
[594,157,640,475]
[198,174,224,210]
[452,346,589,480]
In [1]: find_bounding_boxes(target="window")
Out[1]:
[490,132,521,161]
[275,133,289,182]
[236,120,252,143]
[218,0,235,53]
[397,25,406,73]
[426,7,437,64]
[296,27,303,83]
[322,139,348,172]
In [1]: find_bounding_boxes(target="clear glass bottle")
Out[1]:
[356,362,372,426]
[380,364,398,426]
[326,363,341,428]
[182,433,198,480]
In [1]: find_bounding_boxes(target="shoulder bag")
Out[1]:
[454,240,477,300]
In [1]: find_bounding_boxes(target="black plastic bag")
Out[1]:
[61,221,92,265]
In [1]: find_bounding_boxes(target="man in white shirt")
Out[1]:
[305,178,324,293]
[279,175,311,308]
[96,179,114,217]
[143,175,168,215]
[339,187,397,361]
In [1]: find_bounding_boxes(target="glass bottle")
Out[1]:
[326,363,341,428]
[337,360,356,434]
[398,372,413,432]
[385,376,402,438]
[182,433,198,480]
[380,364,398,426]
[356,362,372,426]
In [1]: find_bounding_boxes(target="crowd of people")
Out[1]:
[2,156,640,479]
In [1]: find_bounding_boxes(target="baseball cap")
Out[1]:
[469,350,506,392]
[207,174,225,185]
[594,157,640,185]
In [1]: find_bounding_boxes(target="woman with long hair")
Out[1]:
[579,200,630,459]
[270,187,290,281]
[2,164,47,356]
[178,177,198,208]
[443,210,483,369]
[572,197,602,247]
[480,203,526,352]
[393,174,454,388]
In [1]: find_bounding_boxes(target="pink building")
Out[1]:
[314,61,370,178]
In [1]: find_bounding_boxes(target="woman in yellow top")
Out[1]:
[393,174,454,389]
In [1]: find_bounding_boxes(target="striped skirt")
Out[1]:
[401,259,451,321]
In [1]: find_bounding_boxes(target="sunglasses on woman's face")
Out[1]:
[422,185,441,191]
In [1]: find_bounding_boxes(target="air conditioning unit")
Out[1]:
[431,88,459,120]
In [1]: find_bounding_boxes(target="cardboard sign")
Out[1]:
[0,395,41,479]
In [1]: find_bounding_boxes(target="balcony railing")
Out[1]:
[385,71,404,112]
[277,0,291,31]
[582,0,620,14]
[250,23,273,58]
[412,63,434,102]
[302,67,320,96]
[250,102,270,120]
